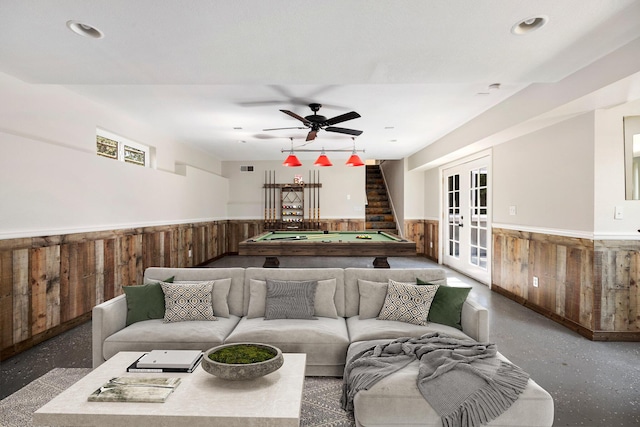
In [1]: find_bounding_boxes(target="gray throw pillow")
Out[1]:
[264,279,318,320]
[357,279,389,319]
[173,279,231,318]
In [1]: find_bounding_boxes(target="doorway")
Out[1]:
[442,157,491,284]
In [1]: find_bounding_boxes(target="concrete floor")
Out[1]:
[1,255,638,426]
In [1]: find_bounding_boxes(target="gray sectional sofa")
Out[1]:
[92,266,554,426]
[92,267,486,374]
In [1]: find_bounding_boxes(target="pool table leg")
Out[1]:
[373,257,390,268]
[263,256,280,268]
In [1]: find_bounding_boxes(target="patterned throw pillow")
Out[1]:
[161,282,217,323]
[378,279,439,326]
[264,279,317,320]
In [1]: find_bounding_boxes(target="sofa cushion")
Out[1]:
[102,316,241,361]
[265,279,317,320]
[174,279,232,318]
[225,316,350,369]
[161,282,217,322]
[346,316,471,343]
[247,278,339,319]
[417,278,471,330]
[378,280,439,326]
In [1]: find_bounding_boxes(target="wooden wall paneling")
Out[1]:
[579,248,594,330]
[59,244,70,323]
[631,251,640,331]
[103,239,115,301]
[0,251,14,350]
[12,249,30,343]
[95,240,104,306]
[555,245,567,317]
[597,249,616,331]
[492,232,503,288]
[81,240,97,316]
[164,231,173,267]
[133,234,143,285]
[45,245,61,330]
[30,247,47,335]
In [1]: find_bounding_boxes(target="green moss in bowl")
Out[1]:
[208,344,276,364]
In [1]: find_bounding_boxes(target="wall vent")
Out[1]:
[240,165,254,172]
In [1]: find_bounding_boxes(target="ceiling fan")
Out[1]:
[264,103,362,141]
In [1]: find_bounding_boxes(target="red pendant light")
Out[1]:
[283,152,302,167]
[283,138,302,167]
[345,137,365,166]
[345,151,364,167]
[314,148,332,167]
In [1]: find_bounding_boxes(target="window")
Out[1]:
[96,129,149,167]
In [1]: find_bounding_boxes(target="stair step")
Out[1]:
[366,200,390,208]
[366,221,397,230]
[365,207,392,215]
[366,214,395,222]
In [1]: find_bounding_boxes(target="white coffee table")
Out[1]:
[34,351,307,427]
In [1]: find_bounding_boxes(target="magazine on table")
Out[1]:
[88,377,181,403]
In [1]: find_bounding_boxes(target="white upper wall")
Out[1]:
[0,72,228,239]
[594,98,640,238]
[221,161,366,220]
[493,112,595,234]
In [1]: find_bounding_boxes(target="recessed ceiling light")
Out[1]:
[233,127,243,130]
[511,16,548,35]
[384,126,395,130]
[66,20,104,39]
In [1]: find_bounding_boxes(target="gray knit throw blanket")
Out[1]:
[341,333,530,427]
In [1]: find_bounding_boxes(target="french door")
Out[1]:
[442,157,491,284]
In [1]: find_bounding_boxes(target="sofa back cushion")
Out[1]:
[344,268,447,318]
[144,267,245,317]
[244,268,346,317]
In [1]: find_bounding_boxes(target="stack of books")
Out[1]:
[127,350,204,373]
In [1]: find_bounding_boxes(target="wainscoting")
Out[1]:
[0,218,376,360]
[405,219,438,262]
[492,228,639,341]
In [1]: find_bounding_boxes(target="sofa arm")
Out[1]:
[460,298,489,342]
[92,295,127,368]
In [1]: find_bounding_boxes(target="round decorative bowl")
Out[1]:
[201,343,283,381]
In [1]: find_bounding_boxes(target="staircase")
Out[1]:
[365,165,398,234]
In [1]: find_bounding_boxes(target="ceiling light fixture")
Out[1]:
[283,138,302,167]
[66,20,104,39]
[345,137,365,167]
[314,148,333,167]
[511,16,548,35]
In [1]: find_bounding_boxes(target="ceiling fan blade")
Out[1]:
[263,127,307,131]
[325,127,363,136]
[324,111,361,126]
[306,130,318,141]
[280,110,312,125]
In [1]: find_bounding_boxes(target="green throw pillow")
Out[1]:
[416,278,471,330]
[122,276,174,326]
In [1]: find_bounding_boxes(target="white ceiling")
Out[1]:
[2,0,640,161]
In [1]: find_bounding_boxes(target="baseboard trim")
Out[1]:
[491,285,639,342]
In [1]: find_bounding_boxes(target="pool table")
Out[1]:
[238,230,416,268]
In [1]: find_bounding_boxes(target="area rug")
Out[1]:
[0,368,355,427]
